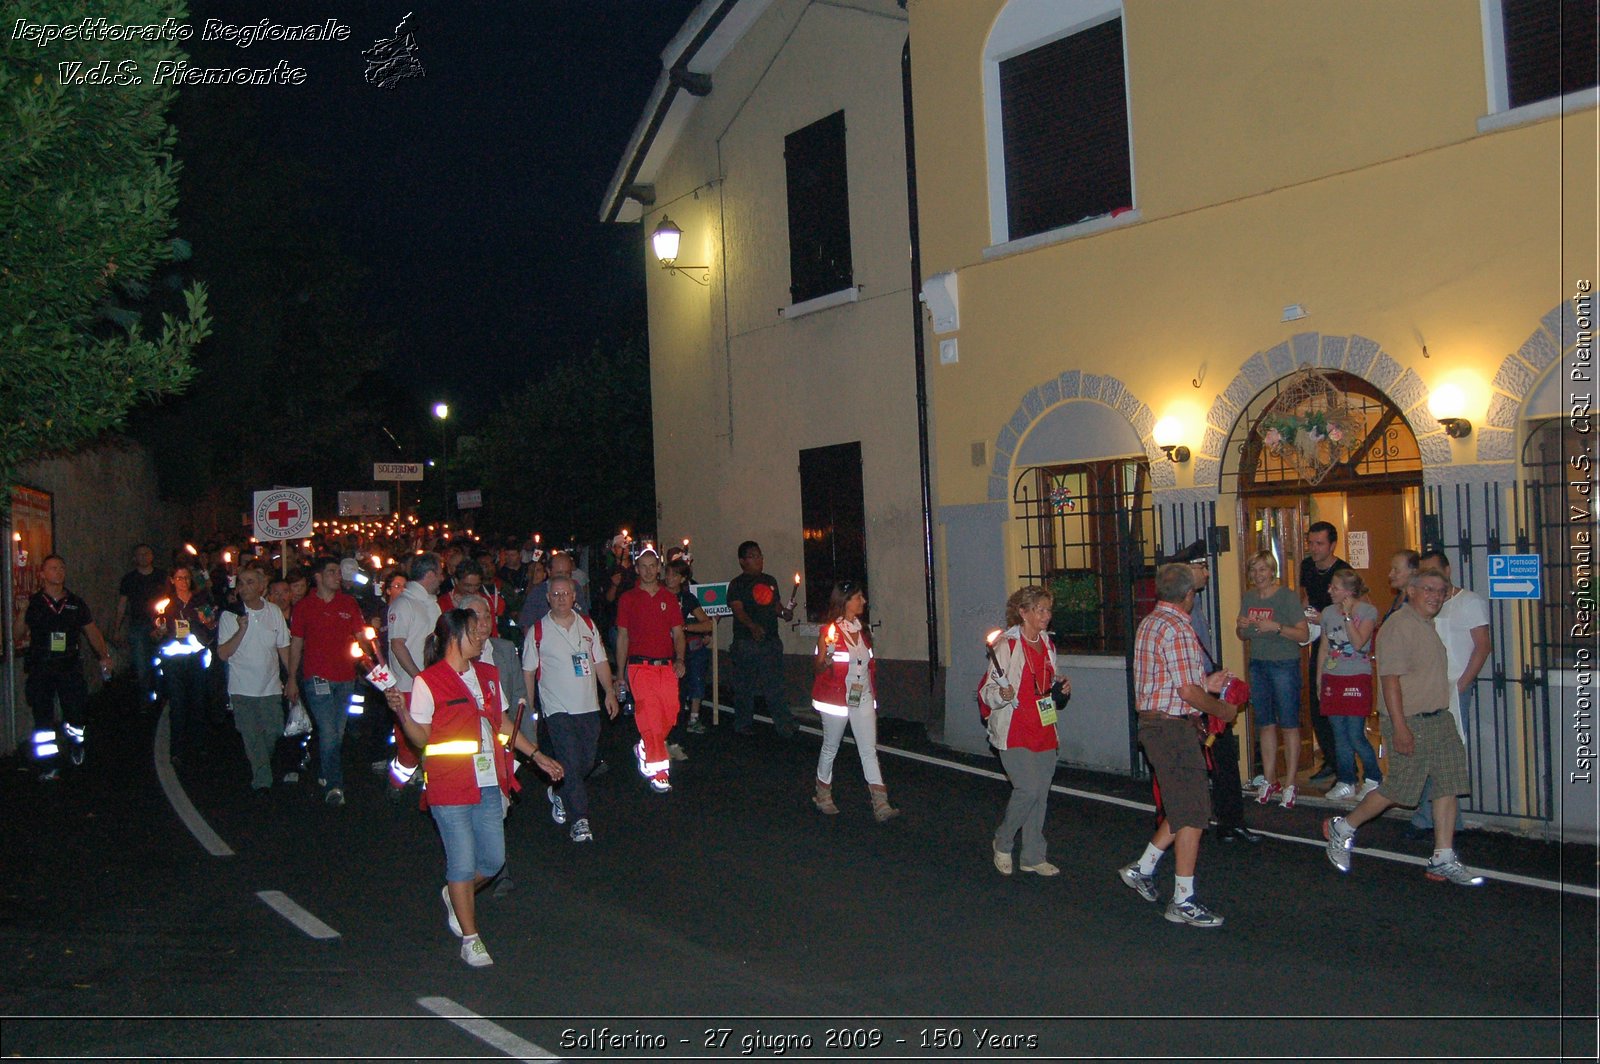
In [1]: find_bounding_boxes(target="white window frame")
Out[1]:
[982,0,1137,250]
[1477,0,1600,134]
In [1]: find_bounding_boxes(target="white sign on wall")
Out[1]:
[1346,530,1370,570]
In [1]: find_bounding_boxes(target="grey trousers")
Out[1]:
[232,694,284,790]
[995,746,1057,866]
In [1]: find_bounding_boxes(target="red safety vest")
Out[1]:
[810,625,877,713]
[418,659,519,806]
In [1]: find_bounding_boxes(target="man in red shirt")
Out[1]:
[615,548,685,793]
[288,556,374,806]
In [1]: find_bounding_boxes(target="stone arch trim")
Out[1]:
[1196,331,1450,490]
[986,372,1164,502]
[1481,301,1576,463]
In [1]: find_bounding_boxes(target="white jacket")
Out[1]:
[978,625,1057,751]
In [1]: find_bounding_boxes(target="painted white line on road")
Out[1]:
[256,890,340,939]
[418,996,562,1062]
[153,706,235,857]
[739,707,1597,899]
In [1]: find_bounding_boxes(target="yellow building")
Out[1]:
[908,0,1596,838]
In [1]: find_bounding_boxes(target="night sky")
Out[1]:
[177,0,699,421]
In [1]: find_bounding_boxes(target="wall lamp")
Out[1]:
[650,216,710,286]
[1427,383,1473,438]
[1152,416,1191,463]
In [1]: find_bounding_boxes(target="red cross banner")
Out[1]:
[253,488,314,542]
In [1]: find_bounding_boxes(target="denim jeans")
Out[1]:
[1247,658,1301,730]
[1328,712,1381,785]
[301,678,353,791]
[164,654,209,761]
[430,785,506,882]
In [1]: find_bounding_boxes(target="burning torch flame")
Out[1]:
[183,543,198,556]
[155,598,171,615]
[985,629,1003,675]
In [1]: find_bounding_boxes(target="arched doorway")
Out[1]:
[1220,367,1424,785]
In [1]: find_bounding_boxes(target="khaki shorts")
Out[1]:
[1378,710,1470,808]
[1138,715,1211,832]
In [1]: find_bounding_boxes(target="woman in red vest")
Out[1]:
[810,581,899,821]
[388,608,563,967]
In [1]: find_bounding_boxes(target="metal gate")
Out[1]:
[1422,478,1555,822]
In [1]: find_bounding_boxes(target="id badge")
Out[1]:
[175,619,191,640]
[50,631,67,653]
[312,677,331,697]
[1036,694,1059,727]
[846,682,865,709]
[572,652,592,677]
[473,751,497,786]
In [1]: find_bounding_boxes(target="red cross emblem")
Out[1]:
[267,501,300,528]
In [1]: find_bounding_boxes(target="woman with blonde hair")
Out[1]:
[1236,551,1309,807]
[1318,568,1381,801]
[979,585,1071,876]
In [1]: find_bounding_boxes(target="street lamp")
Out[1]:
[433,402,451,522]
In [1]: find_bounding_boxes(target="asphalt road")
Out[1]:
[2,678,1595,1062]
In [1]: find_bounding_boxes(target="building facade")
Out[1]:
[603,0,939,718]
[909,0,1596,839]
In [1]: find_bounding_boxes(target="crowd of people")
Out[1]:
[21,517,1491,960]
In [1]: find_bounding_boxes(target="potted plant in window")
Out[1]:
[1048,571,1100,641]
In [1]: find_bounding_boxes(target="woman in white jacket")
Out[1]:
[980,585,1071,876]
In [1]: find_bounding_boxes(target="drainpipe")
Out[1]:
[902,36,939,687]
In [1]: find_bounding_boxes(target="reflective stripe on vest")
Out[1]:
[424,739,480,756]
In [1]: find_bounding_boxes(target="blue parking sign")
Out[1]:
[1487,554,1541,600]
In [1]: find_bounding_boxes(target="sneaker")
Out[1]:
[69,744,85,767]
[1354,779,1382,800]
[1424,856,1485,886]
[667,742,688,762]
[1323,782,1357,800]
[1323,816,1355,872]
[492,873,516,898]
[38,766,61,782]
[686,717,708,735]
[460,936,493,968]
[1247,774,1267,791]
[1019,860,1060,877]
[1255,781,1281,805]
[441,884,462,936]
[1118,864,1159,903]
[281,771,299,784]
[569,818,593,843]
[546,785,567,826]
[649,771,671,794]
[1279,784,1297,809]
[993,844,1013,876]
[325,788,345,807]
[1164,898,1224,927]
[633,741,648,778]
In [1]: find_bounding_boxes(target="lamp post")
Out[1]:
[433,402,451,522]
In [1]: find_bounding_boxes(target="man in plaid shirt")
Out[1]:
[1117,563,1238,927]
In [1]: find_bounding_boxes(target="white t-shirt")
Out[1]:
[218,602,289,697]
[526,611,606,715]
[388,582,440,692]
[1433,588,1491,685]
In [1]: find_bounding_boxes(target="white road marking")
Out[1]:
[418,996,562,1062]
[153,706,235,857]
[256,890,340,939]
[738,707,1597,899]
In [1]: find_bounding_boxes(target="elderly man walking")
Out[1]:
[1323,568,1484,886]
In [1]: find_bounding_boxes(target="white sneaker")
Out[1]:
[1323,782,1357,801]
[1247,774,1267,791]
[1354,779,1381,800]
[667,742,688,762]
[1279,784,1297,809]
[460,935,493,967]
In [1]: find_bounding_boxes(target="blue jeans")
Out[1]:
[731,638,791,734]
[430,786,506,882]
[1328,713,1381,785]
[682,644,710,707]
[301,679,353,791]
[1248,658,1301,730]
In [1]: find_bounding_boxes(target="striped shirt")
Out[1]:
[1134,601,1207,718]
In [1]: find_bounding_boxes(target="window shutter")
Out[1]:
[784,111,854,304]
[1503,0,1599,109]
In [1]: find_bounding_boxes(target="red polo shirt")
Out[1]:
[616,584,683,659]
[291,591,366,682]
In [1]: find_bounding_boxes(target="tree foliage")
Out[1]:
[461,335,656,542]
[0,0,211,501]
